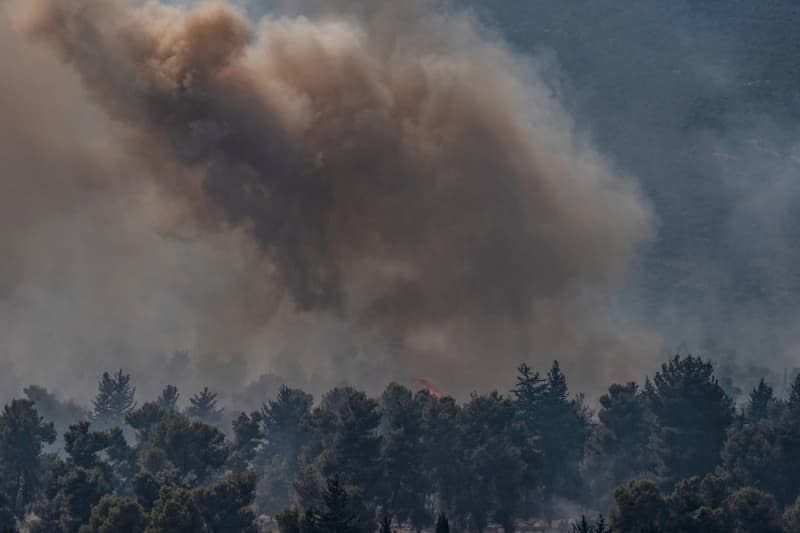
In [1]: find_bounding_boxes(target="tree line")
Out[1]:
[2,354,800,532]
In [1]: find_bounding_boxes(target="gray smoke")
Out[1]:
[0,0,654,403]
[473,0,800,393]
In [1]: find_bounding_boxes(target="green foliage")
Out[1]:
[721,416,800,505]
[229,411,263,471]
[584,381,652,507]
[126,403,169,444]
[92,370,136,429]
[262,385,313,464]
[416,393,460,519]
[746,378,776,422]
[193,472,257,533]
[318,477,356,533]
[157,386,179,412]
[145,486,206,533]
[609,475,788,533]
[513,361,588,507]
[610,480,667,533]
[789,374,800,415]
[58,467,111,533]
[570,515,610,533]
[186,387,223,427]
[132,471,161,512]
[663,475,728,533]
[319,391,381,494]
[512,364,547,412]
[0,399,56,516]
[593,515,608,533]
[321,388,357,413]
[725,487,782,533]
[570,515,591,533]
[256,386,314,514]
[782,494,800,533]
[598,382,650,470]
[434,513,449,533]
[64,422,111,470]
[63,422,134,493]
[281,477,373,533]
[79,495,147,533]
[0,504,13,533]
[316,477,373,533]
[379,515,392,533]
[301,508,323,533]
[644,355,734,482]
[148,415,228,484]
[378,383,429,528]
[277,506,301,533]
[457,391,533,533]
[7,355,800,533]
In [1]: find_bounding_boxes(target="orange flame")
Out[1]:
[409,378,443,398]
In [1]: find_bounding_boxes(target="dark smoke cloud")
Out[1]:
[1,0,654,401]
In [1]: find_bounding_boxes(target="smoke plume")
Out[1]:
[0,0,654,401]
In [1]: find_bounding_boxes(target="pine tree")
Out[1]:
[746,378,775,422]
[125,402,168,444]
[157,385,179,412]
[324,392,382,493]
[144,486,206,533]
[594,515,608,533]
[545,361,568,403]
[303,508,323,533]
[92,370,136,428]
[435,513,450,533]
[379,515,393,533]
[571,515,591,533]
[58,466,111,531]
[277,506,302,533]
[515,361,589,506]
[83,495,148,532]
[789,374,800,415]
[511,363,547,423]
[610,480,667,532]
[726,487,782,533]
[0,399,56,516]
[149,415,229,483]
[262,385,313,464]
[590,382,651,489]
[230,411,263,471]
[317,477,365,533]
[378,383,429,529]
[193,472,257,532]
[186,387,223,426]
[644,355,734,482]
[63,421,110,469]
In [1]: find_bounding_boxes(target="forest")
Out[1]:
[0,354,799,532]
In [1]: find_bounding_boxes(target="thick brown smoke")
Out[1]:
[1,0,657,400]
